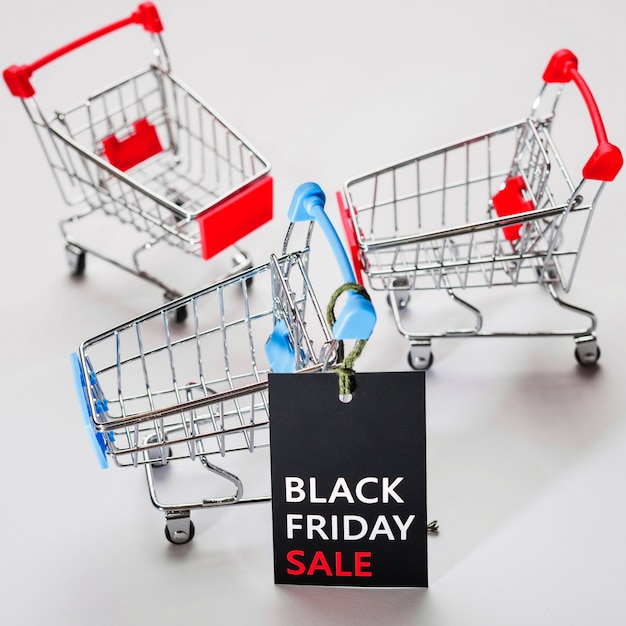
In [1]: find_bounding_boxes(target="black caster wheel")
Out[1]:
[148,445,173,467]
[386,292,410,310]
[408,349,434,370]
[66,245,86,276]
[173,305,188,324]
[164,292,188,324]
[575,343,600,366]
[165,520,195,545]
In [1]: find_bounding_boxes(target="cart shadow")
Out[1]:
[424,348,620,583]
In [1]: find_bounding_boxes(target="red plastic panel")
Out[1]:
[198,175,273,260]
[336,191,364,285]
[491,176,535,242]
[101,118,163,171]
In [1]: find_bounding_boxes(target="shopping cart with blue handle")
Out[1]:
[72,182,376,544]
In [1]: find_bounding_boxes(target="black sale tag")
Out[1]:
[269,371,427,587]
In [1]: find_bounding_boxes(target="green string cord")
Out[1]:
[326,282,372,399]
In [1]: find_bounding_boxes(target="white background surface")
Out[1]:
[1,1,625,624]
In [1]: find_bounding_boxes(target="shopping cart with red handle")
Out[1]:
[338,49,622,369]
[4,2,273,321]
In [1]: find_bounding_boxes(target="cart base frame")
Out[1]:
[389,280,599,370]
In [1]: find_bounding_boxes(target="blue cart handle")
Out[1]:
[267,183,377,372]
[71,352,109,469]
[288,182,376,341]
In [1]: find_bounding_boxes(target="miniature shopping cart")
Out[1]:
[72,183,376,544]
[338,49,622,370]
[4,3,272,320]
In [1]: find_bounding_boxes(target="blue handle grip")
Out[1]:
[288,182,356,284]
[266,183,377,372]
[292,181,376,335]
[71,352,109,469]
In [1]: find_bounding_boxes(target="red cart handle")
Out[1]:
[543,49,623,182]
[3,2,163,98]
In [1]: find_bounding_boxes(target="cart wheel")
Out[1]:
[535,263,559,282]
[387,291,411,310]
[173,305,188,324]
[165,520,195,545]
[164,292,188,324]
[66,244,86,276]
[148,445,173,467]
[575,343,600,367]
[408,347,434,370]
[387,278,411,310]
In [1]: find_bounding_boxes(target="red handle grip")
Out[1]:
[543,49,623,182]
[3,2,163,98]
